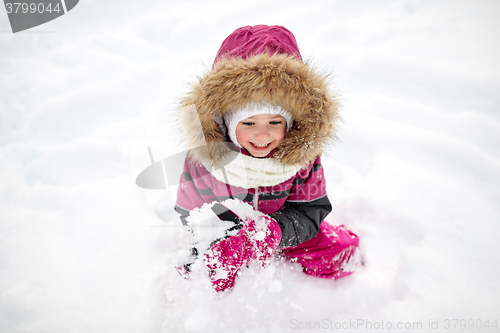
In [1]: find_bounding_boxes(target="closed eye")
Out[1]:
[241,122,255,126]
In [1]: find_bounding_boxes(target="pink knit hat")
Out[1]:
[213,25,303,67]
[214,25,302,146]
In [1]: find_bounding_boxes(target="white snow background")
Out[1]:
[1,0,500,332]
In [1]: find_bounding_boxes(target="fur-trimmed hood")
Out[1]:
[177,27,340,169]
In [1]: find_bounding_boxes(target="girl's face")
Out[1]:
[235,114,287,157]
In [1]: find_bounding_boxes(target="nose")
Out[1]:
[254,124,270,140]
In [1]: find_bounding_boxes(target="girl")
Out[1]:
[175,25,359,292]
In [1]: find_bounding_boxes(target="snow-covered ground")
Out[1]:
[1,1,500,332]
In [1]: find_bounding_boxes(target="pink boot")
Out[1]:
[280,222,360,279]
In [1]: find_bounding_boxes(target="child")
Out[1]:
[175,25,359,292]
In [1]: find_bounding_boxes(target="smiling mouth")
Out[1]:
[251,142,271,148]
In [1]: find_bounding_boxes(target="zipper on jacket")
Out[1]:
[253,187,259,211]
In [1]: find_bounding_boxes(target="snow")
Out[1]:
[1,0,500,332]
[178,199,277,283]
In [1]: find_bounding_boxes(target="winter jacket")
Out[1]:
[175,148,332,248]
[174,25,340,248]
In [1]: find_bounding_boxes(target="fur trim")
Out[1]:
[200,150,303,189]
[178,52,339,167]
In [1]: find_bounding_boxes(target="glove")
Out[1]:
[203,206,282,292]
[177,202,245,275]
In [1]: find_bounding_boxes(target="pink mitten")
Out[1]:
[203,209,282,292]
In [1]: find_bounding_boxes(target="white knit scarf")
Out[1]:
[201,151,303,189]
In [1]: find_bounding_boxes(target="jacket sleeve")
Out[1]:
[175,152,218,225]
[270,156,332,248]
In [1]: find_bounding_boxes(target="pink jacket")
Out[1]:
[174,25,339,248]
[175,149,332,248]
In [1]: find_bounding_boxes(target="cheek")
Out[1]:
[273,127,286,143]
[235,126,249,144]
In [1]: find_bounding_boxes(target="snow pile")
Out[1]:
[165,239,313,332]
[175,199,280,282]
[181,199,263,258]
